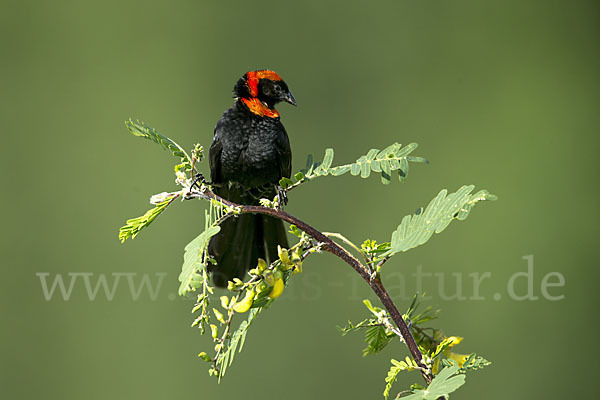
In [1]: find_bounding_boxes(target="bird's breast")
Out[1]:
[220,118,283,188]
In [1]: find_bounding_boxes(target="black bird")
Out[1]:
[207,70,296,287]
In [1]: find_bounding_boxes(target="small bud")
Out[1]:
[259,198,273,207]
[278,246,291,264]
[263,270,275,286]
[279,261,292,271]
[268,278,284,299]
[210,324,218,339]
[175,170,189,186]
[150,192,172,205]
[213,308,225,324]
[256,258,267,273]
[255,281,270,296]
[220,296,230,309]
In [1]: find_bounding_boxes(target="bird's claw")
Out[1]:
[276,185,288,207]
[190,172,208,190]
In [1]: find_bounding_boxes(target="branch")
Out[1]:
[184,186,433,384]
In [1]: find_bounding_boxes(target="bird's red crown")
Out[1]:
[245,70,283,97]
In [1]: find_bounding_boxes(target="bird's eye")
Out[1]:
[273,84,281,92]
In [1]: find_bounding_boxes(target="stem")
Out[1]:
[186,186,433,384]
[323,232,370,266]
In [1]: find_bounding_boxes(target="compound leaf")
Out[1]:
[126,119,192,170]
[400,362,466,399]
[178,225,220,296]
[119,194,179,243]
[384,186,497,258]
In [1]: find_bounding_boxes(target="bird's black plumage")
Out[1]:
[207,70,295,287]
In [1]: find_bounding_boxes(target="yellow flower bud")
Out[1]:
[268,278,284,299]
[256,258,267,273]
[210,324,218,339]
[233,288,255,313]
[213,308,225,324]
[220,296,230,309]
[278,245,291,264]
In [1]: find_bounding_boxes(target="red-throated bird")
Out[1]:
[207,70,296,287]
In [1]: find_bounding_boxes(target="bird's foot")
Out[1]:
[276,185,288,208]
[189,172,209,191]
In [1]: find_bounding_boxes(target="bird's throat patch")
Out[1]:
[241,97,279,118]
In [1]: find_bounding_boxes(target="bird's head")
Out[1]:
[234,70,296,117]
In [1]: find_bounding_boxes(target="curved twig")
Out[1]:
[185,186,433,384]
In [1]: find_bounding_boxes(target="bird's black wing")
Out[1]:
[276,123,292,179]
[209,127,223,184]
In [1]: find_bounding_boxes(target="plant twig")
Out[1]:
[185,185,433,384]
[323,232,370,265]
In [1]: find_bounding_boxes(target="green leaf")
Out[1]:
[384,362,402,400]
[178,199,236,295]
[363,299,382,314]
[321,148,334,170]
[347,143,426,183]
[337,318,379,335]
[178,225,220,296]
[381,159,392,184]
[408,304,439,327]
[384,357,420,399]
[400,362,466,399]
[295,143,426,186]
[125,119,192,170]
[330,164,352,176]
[366,148,379,161]
[384,185,497,258]
[360,156,371,178]
[288,224,302,238]
[363,325,393,356]
[304,154,314,175]
[118,194,179,242]
[460,353,492,371]
[425,363,466,397]
[279,177,294,189]
[215,308,261,381]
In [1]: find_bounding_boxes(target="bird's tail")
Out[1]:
[207,187,288,287]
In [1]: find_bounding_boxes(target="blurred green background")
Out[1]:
[2,0,598,398]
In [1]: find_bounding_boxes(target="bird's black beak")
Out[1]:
[283,91,297,106]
